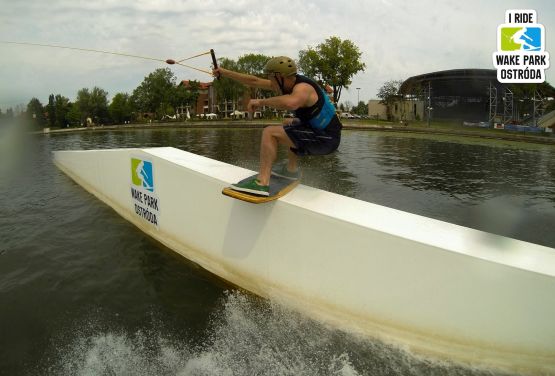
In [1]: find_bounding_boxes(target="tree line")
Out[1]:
[22,68,203,129]
[213,36,366,111]
[5,36,367,129]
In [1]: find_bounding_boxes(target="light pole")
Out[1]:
[427,81,432,127]
[356,88,361,104]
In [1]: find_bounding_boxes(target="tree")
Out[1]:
[54,94,70,128]
[132,68,177,117]
[66,103,82,126]
[74,87,109,124]
[109,93,133,124]
[157,102,174,118]
[75,88,92,124]
[377,80,404,120]
[89,87,109,124]
[298,36,366,104]
[47,94,56,127]
[343,101,354,112]
[175,81,201,113]
[237,54,269,75]
[212,58,245,110]
[352,101,367,116]
[26,98,46,128]
[237,53,273,100]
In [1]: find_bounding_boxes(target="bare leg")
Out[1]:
[258,125,296,186]
[287,148,298,171]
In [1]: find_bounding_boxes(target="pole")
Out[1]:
[533,91,536,127]
[427,81,432,127]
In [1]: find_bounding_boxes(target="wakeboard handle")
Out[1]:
[211,49,220,80]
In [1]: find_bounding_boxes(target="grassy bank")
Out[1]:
[343,119,555,145]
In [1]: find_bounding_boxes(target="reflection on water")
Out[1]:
[371,134,555,201]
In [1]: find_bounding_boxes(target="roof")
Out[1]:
[180,80,212,90]
[399,69,502,97]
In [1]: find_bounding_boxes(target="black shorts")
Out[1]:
[283,116,342,156]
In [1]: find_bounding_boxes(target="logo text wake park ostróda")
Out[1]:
[492,9,550,83]
[130,157,160,227]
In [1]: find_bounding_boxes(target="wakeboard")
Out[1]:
[222,173,300,204]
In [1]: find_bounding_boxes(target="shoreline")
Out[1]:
[38,120,555,146]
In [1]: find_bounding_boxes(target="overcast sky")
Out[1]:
[0,0,553,110]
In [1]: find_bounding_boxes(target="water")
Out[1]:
[1,126,554,375]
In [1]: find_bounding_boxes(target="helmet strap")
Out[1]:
[274,73,288,94]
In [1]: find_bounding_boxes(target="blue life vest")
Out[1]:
[293,75,337,130]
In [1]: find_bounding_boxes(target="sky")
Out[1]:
[0,0,553,111]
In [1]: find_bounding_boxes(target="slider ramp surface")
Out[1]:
[54,147,555,374]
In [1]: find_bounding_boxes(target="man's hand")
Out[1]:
[283,117,300,126]
[212,67,224,78]
[247,99,263,113]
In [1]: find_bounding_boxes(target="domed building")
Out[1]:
[397,68,503,123]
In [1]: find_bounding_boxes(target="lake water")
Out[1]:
[1,126,554,375]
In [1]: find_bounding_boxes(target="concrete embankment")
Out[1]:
[40,120,555,146]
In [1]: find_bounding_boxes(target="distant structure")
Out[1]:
[177,80,258,118]
[382,68,553,128]
[367,100,388,120]
[177,80,219,118]
[398,69,503,123]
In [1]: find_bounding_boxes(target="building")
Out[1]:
[177,80,215,117]
[397,69,555,126]
[368,100,388,120]
[398,69,503,123]
[178,80,252,118]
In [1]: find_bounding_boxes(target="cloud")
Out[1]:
[0,0,554,109]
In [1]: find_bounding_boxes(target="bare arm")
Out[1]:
[248,82,315,112]
[214,68,274,91]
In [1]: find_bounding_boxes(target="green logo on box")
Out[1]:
[500,27,542,51]
[131,158,154,192]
